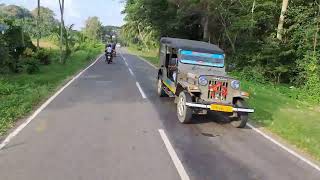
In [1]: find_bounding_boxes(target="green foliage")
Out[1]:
[31,6,59,38]
[0,18,35,73]
[83,16,103,41]
[34,48,50,65]
[0,4,32,19]
[24,57,40,74]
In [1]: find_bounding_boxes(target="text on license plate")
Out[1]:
[210,104,233,112]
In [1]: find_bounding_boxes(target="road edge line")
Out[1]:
[158,129,190,180]
[128,49,320,172]
[247,123,320,171]
[0,54,103,150]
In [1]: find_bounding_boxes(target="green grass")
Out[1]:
[0,46,103,136]
[127,46,159,67]
[240,80,320,161]
[128,45,320,161]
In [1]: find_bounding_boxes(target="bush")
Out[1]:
[35,49,50,65]
[23,48,34,57]
[0,35,10,74]
[24,57,40,74]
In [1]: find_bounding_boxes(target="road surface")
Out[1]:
[0,49,319,180]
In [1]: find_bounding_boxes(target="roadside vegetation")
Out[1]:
[0,3,105,136]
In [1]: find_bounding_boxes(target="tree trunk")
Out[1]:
[203,15,209,42]
[36,0,40,49]
[218,11,236,53]
[250,0,256,37]
[313,2,320,57]
[202,1,210,42]
[276,0,289,40]
[59,0,65,64]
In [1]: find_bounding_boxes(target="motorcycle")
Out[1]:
[105,52,113,64]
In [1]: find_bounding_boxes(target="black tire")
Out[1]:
[231,99,248,128]
[177,91,193,124]
[157,78,167,97]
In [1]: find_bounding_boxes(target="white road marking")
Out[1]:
[247,124,320,171]
[128,68,134,76]
[0,54,104,150]
[131,50,320,172]
[119,52,129,66]
[158,129,190,180]
[135,82,147,99]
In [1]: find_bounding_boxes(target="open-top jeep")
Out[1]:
[157,37,254,128]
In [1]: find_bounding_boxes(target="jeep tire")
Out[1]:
[177,91,193,123]
[231,99,248,128]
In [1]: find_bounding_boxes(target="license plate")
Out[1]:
[210,104,233,112]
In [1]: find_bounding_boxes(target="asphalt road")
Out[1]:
[0,49,319,180]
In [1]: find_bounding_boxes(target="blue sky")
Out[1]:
[1,0,125,29]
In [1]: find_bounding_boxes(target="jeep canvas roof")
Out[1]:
[160,37,224,54]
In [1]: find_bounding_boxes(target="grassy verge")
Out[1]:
[127,46,159,67]
[0,44,103,136]
[127,45,320,161]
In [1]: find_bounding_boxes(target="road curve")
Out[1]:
[0,49,319,180]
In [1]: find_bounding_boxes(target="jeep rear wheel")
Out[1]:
[177,91,193,123]
[231,99,248,128]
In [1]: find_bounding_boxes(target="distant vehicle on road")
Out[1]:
[157,37,254,128]
[116,43,121,48]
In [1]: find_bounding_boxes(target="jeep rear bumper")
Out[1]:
[185,103,254,113]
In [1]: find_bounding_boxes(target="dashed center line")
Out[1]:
[128,68,134,76]
[135,82,147,99]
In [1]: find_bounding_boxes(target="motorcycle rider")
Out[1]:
[105,44,113,62]
[111,42,117,57]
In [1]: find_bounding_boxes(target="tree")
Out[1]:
[36,0,40,49]
[58,0,65,63]
[101,25,120,43]
[277,0,289,40]
[83,16,102,41]
[32,6,58,37]
[0,5,32,19]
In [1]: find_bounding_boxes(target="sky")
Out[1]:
[1,0,125,29]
